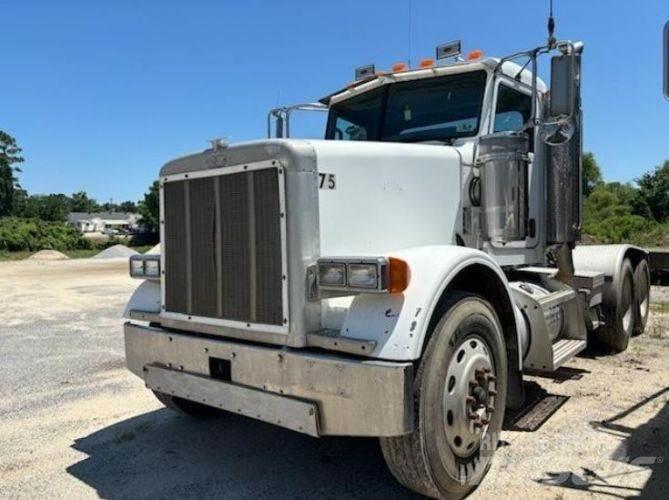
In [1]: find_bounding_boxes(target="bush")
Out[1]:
[583,214,659,245]
[0,217,92,252]
[582,180,668,247]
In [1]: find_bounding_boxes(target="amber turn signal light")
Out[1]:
[388,257,410,294]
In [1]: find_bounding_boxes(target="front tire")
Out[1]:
[380,291,508,499]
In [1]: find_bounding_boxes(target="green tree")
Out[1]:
[119,200,137,213]
[138,180,159,233]
[16,194,70,222]
[70,191,99,213]
[635,160,669,222]
[582,152,603,196]
[0,131,25,217]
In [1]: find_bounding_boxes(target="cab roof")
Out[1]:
[320,58,547,106]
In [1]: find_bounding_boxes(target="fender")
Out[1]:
[573,243,648,306]
[123,279,161,319]
[330,245,522,363]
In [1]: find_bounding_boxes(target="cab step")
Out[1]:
[511,280,588,374]
[551,339,587,369]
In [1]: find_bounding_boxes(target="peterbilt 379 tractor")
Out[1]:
[123,34,652,498]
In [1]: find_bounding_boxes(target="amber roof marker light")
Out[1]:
[419,58,435,69]
[391,62,409,73]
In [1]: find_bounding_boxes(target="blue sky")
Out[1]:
[2,0,668,203]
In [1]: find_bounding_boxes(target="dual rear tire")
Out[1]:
[596,257,651,352]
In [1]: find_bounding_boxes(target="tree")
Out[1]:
[119,200,137,213]
[0,131,24,217]
[70,191,99,213]
[138,180,159,233]
[635,160,669,222]
[16,194,69,222]
[582,152,603,197]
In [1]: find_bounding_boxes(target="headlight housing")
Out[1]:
[129,255,161,279]
[316,257,409,294]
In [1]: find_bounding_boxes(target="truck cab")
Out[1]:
[124,40,651,499]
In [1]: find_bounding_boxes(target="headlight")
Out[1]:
[315,257,409,294]
[347,263,378,289]
[129,255,161,279]
[144,259,160,278]
[130,258,145,277]
[318,262,346,287]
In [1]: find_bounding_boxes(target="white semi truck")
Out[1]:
[123,35,652,498]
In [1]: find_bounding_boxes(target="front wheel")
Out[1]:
[380,291,508,499]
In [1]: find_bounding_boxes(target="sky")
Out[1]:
[2,0,668,203]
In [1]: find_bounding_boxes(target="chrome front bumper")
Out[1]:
[124,322,414,437]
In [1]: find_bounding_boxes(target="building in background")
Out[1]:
[68,212,143,234]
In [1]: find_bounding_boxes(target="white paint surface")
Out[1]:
[310,140,462,256]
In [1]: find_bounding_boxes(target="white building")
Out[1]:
[68,212,142,234]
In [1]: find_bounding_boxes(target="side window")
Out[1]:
[332,116,369,141]
[493,84,532,133]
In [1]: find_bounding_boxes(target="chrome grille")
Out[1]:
[163,167,284,327]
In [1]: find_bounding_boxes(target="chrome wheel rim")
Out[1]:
[442,335,496,458]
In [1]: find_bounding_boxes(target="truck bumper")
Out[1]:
[124,322,414,437]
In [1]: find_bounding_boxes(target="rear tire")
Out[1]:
[153,390,222,418]
[380,291,507,499]
[633,259,651,336]
[597,259,635,352]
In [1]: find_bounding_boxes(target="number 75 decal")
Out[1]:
[318,173,336,190]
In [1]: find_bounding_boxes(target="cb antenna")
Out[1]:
[547,0,556,48]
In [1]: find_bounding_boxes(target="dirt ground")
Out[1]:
[0,259,667,499]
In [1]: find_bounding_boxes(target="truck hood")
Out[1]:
[308,140,463,256]
[159,138,464,257]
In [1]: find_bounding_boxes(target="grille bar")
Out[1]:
[163,165,285,328]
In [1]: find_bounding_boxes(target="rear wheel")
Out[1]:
[597,259,635,352]
[380,292,507,499]
[633,259,651,336]
[153,390,222,418]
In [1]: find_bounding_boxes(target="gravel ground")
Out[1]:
[0,259,667,499]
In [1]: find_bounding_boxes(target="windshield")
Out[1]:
[326,70,487,143]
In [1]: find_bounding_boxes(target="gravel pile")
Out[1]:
[146,243,161,255]
[28,250,70,261]
[92,244,138,259]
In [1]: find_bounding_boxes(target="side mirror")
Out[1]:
[664,21,669,100]
[544,52,582,145]
[550,54,577,117]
